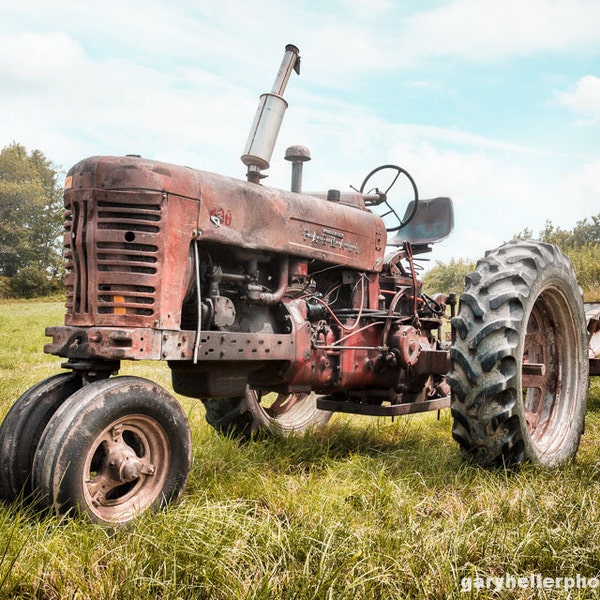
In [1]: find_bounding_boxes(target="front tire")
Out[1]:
[0,373,82,501]
[448,240,588,467]
[203,388,331,439]
[32,376,192,524]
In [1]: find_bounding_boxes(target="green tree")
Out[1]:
[514,215,600,302]
[423,257,476,296]
[515,214,600,250]
[0,143,63,293]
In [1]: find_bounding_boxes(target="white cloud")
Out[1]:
[0,32,86,85]
[0,27,261,174]
[400,0,600,62]
[558,159,600,216]
[557,76,600,124]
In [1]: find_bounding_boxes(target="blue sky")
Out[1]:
[1,0,599,262]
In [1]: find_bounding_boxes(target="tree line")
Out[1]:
[0,143,63,298]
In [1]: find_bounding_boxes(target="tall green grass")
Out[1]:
[0,301,599,599]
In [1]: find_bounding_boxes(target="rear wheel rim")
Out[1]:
[522,285,577,457]
[257,391,324,432]
[263,392,304,418]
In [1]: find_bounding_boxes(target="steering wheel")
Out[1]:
[358,164,419,233]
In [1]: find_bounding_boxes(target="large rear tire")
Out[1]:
[448,240,588,467]
[203,388,331,439]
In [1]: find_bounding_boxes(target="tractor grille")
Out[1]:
[64,190,164,324]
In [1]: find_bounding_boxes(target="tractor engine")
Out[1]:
[46,152,452,416]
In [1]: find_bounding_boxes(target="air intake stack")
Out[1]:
[241,44,300,184]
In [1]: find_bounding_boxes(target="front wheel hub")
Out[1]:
[104,424,155,483]
[106,449,146,482]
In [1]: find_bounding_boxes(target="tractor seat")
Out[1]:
[388,197,454,246]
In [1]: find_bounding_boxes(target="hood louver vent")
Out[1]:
[64,190,164,323]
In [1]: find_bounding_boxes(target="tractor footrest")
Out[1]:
[317,395,450,417]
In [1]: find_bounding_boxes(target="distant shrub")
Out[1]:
[422,258,476,296]
[515,216,600,303]
[7,266,61,299]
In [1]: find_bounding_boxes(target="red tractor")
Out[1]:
[0,45,590,524]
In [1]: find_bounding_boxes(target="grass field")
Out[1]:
[0,301,599,599]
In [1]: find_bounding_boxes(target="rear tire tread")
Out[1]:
[449,240,587,467]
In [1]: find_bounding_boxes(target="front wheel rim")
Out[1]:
[82,414,170,523]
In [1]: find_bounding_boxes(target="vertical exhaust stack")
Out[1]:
[241,44,301,184]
